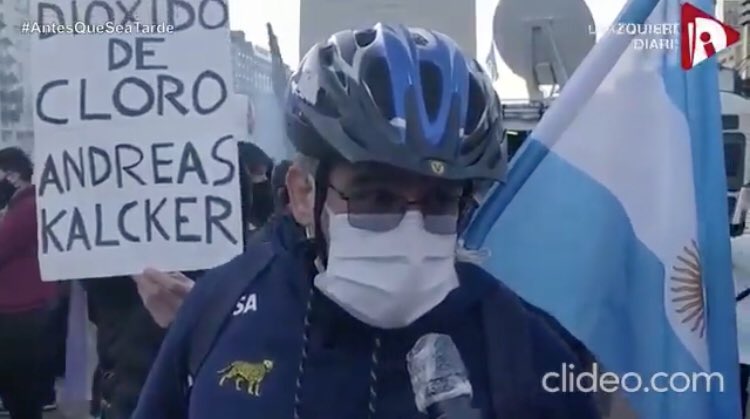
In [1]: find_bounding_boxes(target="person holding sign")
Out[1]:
[129,142,277,331]
[133,24,597,419]
[79,141,275,419]
[0,147,59,419]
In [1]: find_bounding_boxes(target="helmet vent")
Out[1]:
[319,44,335,66]
[334,71,347,89]
[316,90,340,118]
[365,58,396,121]
[412,32,429,46]
[354,29,377,47]
[465,77,485,133]
[419,62,442,122]
[342,125,368,148]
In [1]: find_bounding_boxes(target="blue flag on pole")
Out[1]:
[464,0,740,417]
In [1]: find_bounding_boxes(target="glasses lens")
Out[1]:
[347,190,406,215]
[347,213,406,232]
[422,193,461,216]
[423,214,458,235]
[340,187,460,233]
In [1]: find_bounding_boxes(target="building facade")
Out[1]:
[0,0,33,153]
[231,31,276,97]
[298,0,476,60]
[230,30,292,160]
[737,0,750,88]
[718,0,742,68]
[724,0,742,27]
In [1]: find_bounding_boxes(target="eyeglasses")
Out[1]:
[328,184,460,234]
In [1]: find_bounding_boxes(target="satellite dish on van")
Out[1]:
[492,0,595,100]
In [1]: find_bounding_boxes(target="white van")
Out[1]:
[721,90,750,223]
[499,86,749,222]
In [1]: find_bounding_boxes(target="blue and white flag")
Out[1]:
[464,0,740,417]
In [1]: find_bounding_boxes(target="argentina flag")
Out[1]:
[464,0,740,417]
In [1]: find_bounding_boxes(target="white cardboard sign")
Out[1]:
[31,0,244,280]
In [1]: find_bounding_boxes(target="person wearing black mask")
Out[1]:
[0,179,14,211]
[82,141,277,418]
[245,159,306,247]
[272,160,293,214]
[0,147,59,419]
[237,141,275,236]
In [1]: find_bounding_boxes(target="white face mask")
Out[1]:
[314,210,459,329]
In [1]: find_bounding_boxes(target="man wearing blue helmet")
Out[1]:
[133,24,599,419]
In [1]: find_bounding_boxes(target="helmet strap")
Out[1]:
[456,183,477,235]
[311,160,332,269]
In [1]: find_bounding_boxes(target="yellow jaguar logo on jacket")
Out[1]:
[217,360,274,396]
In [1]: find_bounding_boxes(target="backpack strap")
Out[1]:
[187,242,275,378]
[481,282,540,419]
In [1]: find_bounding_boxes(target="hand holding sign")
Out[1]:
[134,268,194,328]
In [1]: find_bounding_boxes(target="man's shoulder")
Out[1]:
[456,262,541,320]
[456,263,600,417]
[170,243,283,370]
[188,240,303,311]
[195,242,277,292]
[455,262,588,369]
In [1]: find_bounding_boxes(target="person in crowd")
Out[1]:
[41,281,67,412]
[732,184,750,417]
[244,159,305,247]
[238,141,275,235]
[0,147,58,419]
[0,175,12,415]
[272,160,293,216]
[83,271,198,419]
[133,24,598,419]
[133,159,305,331]
[134,143,281,328]
[734,233,750,418]
[732,183,750,238]
[81,141,277,419]
[0,178,14,211]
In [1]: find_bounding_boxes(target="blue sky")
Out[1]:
[228,0,628,99]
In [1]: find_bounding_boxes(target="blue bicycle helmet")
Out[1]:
[286,23,506,181]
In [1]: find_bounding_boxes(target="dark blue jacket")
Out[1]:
[133,216,599,419]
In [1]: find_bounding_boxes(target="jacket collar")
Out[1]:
[274,214,308,252]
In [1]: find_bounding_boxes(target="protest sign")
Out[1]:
[30,0,245,280]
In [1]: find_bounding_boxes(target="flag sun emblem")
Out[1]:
[669,239,705,338]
